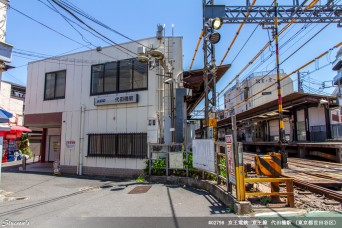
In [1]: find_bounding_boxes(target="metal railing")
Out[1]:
[148,141,295,207]
[331,123,342,139]
[148,143,190,176]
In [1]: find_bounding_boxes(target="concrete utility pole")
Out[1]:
[0,0,7,86]
[0,0,12,90]
[0,0,11,184]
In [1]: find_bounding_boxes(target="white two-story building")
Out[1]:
[24,36,184,177]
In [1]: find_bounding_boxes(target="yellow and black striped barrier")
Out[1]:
[255,152,283,203]
[254,153,282,177]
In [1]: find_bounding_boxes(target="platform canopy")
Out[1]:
[183,64,231,115]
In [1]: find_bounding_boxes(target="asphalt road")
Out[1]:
[0,172,239,228]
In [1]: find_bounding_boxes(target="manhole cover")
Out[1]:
[128,186,152,194]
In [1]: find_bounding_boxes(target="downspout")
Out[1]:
[78,105,85,175]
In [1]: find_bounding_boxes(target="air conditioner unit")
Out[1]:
[137,46,147,56]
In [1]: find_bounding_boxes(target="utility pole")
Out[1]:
[297,71,302,92]
[0,0,12,185]
[273,0,287,168]
[202,0,224,139]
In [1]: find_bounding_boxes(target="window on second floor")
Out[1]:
[44,70,66,100]
[91,58,148,96]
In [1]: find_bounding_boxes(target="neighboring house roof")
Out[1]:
[1,80,26,89]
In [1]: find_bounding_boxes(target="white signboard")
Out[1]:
[66,140,76,149]
[225,135,236,185]
[94,93,138,106]
[192,139,215,172]
[169,152,184,169]
[0,41,13,63]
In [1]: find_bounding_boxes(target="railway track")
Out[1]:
[243,152,342,203]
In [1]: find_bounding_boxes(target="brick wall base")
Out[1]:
[60,165,143,179]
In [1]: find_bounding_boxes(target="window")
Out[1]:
[244,87,249,99]
[91,58,148,95]
[87,133,147,159]
[44,70,66,100]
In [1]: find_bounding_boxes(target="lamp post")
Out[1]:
[203,15,223,139]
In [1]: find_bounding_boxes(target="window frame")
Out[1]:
[44,70,66,101]
[90,58,148,96]
[87,133,147,159]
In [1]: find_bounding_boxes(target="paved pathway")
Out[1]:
[0,172,236,228]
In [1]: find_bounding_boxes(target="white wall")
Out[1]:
[269,118,291,138]
[0,81,24,125]
[26,37,183,169]
[308,107,326,127]
[223,73,294,117]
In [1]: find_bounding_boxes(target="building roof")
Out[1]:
[333,47,342,71]
[217,92,338,127]
[337,47,342,56]
[1,80,26,89]
[183,64,231,114]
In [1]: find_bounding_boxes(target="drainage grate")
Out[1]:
[128,186,152,194]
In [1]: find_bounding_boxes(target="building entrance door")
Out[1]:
[48,136,60,162]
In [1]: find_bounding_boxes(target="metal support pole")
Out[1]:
[232,115,245,200]
[186,150,189,177]
[274,0,288,169]
[148,144,152,175]
[203,0,217,139]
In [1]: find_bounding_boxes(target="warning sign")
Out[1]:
[225,135,236,185]
[208,118,217,127]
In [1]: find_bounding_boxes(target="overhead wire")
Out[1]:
[54,0,150,49]
[242,22,323,84]
[9,6,87,47]
[221,23,331,107]
[239,23,315,84]
[50,0,137,57]
[220,22,316,103]
[38,0,123,63]
[188,29,204,71]
[45,0,94,47]
[223,41,342,113]
[219,0,257,66]
[230,24,259,65]
[216,0,320,99]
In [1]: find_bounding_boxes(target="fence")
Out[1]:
[331,123,342,139]
[148,143,190,176]
[148,141,294,207]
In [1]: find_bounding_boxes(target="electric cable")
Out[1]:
[222,23,331,107]
[53,0,150,49]
[223,41,342,113]
[219,0,257,66]
[50,0,137,57]
[189,29,204,71]
[216,0,320,100]
[9,6,87,47]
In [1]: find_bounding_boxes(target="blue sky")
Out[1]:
[3,0,342,110]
